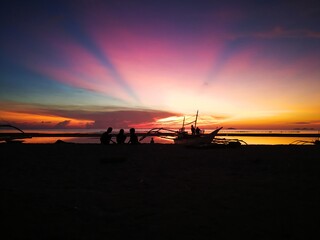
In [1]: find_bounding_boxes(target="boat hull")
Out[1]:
[174,127,222,145]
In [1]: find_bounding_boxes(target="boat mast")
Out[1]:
[181,116,185,132]
[194,110,198,129]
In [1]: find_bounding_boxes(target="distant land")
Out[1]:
[293,128,316,130]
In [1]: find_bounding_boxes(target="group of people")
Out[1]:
[191,125,202,135]
[101,125,202,144]
[100,127,140,145]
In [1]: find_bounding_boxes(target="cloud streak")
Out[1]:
[252,27,320,39]
[226,27,320,42]
[54,120,71,129]
[0,100,178,129]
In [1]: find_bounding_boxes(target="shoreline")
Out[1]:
[1,132,319,138]
[1,132,319,145]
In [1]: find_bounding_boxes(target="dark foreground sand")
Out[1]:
[1,143,320,239]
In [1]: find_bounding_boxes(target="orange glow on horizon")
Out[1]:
[137,112,320,130]
[0,111,94,128]
[1,109,319,130]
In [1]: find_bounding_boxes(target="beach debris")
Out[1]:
[55,139,75,144]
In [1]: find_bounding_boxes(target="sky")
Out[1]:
[1,0,320,130]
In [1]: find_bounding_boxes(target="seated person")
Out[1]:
[116,129,127,144]
[128,128,140,144]
[100,127,113,144]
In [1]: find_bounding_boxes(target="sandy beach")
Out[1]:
[1,143,320,239]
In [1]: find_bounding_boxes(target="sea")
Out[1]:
[5,128,318,145]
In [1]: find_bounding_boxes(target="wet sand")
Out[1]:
[1,144,320,239]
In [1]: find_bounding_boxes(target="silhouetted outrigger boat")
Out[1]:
[0,124,32,143]
[290,139,320,146]
[140,111,225,145]
[174,127,223,145]
[289,129,320,146]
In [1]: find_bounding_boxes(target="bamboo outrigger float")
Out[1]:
[290,139,320,145]
[0,124,32,143]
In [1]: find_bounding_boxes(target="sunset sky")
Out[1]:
[1,0,319,130]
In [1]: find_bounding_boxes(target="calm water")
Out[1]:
[6,128,318,145]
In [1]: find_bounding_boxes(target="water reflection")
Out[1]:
[24,137,98,144]
[22,136,170,144]
[12,128,318,145]
[221,136,317,145]
[21,135,317,145]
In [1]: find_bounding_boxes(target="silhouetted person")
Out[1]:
[150,137,154,144]
[128,128,140,144]
[100,127,113,144]
[196,127,201,135]
[191,125,195,135]
[116,128,126,144]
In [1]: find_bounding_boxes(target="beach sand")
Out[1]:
[1,143,320,239]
